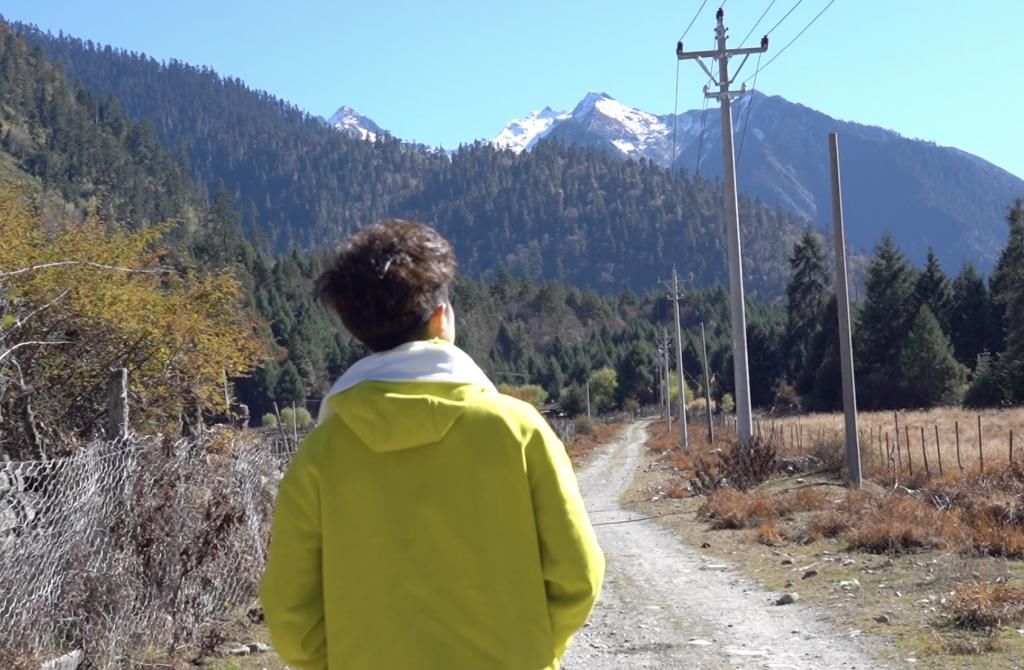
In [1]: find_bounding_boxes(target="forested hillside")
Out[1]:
[4,17,1024,461]
[12,22,806,297]
[0,20,746,451]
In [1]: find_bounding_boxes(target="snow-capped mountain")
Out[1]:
[493,92,703,166]
[327,106,383,141]
[493,106,568,153]
[492,90,1024,272]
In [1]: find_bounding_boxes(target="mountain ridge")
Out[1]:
[489,90,1024,271]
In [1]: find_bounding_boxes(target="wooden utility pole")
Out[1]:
[829,133,863,488]
[700,321,715,444]
[677,8,768,444]
[661,267,689,447]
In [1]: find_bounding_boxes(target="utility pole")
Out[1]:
[661,267,689,447]
[700,322,715,444]
[829,132,863,489]
[657,329,673,431]
[677,8,768,445]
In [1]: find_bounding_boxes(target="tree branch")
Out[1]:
[0,261,166,279]
[0,339,73,364]
[2,289,71,334]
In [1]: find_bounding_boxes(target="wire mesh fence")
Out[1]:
[0,429,295,668]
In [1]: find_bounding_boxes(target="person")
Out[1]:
[260,219,604,670]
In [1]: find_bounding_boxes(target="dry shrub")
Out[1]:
[848,493,964,554]
[808,434,846,475]
[698,489,779,529]
[565,422,623,462]
[801,490,877,542]
[645,422,679,454]
[668,450,695,471]
[948,582,1024,631]
[807,510,851,541]
[757,520,786,546]
[931,632,1005,655]
[967,516,1024,559]
[782,487,832,513]
[665,481,691,499]
[692,437,777,493]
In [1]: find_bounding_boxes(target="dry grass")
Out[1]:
[697,487,833,530]
[699,490,779,529]
[565,421,625,464]
[756,520,786,546]
[948,582,1024,631]
[846,493,965,554]
[763,407,1024,480]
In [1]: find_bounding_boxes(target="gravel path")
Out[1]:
[562,420,891,670]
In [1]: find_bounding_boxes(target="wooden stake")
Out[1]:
[978,414,984,473]
[905,425,913,476]
[955,420,963,472]
[934,424,943,477]
[920,425,930,478]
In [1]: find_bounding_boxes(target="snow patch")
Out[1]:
[493,106,569,153]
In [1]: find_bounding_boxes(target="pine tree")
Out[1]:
[783,231,831,395]
[992,199,1024,402]
[914,248,952,333]
[806,298,842,412]
[898,307,966,408]
[964,352,1006,408]
[949,262,993,368]
[856,234,919,409]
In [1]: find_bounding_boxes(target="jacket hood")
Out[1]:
[318,340,497,452]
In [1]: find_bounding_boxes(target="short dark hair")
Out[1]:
[316,219,456,352]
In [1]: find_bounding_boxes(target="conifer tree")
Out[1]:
[856,234,919,409]
[898,307,966,408]
[949,262,993,368]
[992,199,1024,402]
[783,231,831,395]
[914,248,953,333]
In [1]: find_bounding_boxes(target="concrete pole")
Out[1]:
[671,267,689,447]
[715,13,753,445]
[829,132,863,489]
[662,329,673,432]
[701,322,715,444]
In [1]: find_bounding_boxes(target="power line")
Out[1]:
[678,0,709,41]
[694,96,709,177]
[763,0,804,37]
[671,60,681,175]
[738,0,778,48]
[743,0,837,85]
[737,51,762,161]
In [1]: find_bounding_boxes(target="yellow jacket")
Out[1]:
[260,341,604,670]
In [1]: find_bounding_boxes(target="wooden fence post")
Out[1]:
[934,424,943,477]
[955,420,963,471]
[920,425,930,478]
[893,430,902,477]
[107,367,129,440]
[978,414,984,473]
[905,425,913,476]
[1011,429,1015,463]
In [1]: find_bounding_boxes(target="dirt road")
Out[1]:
[562,421,891,670]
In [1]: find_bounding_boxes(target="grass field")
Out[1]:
[641,408,1024,667]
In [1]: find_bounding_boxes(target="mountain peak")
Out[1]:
[327,105,383,142]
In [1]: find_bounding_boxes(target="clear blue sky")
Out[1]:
[4,0,1023,178]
